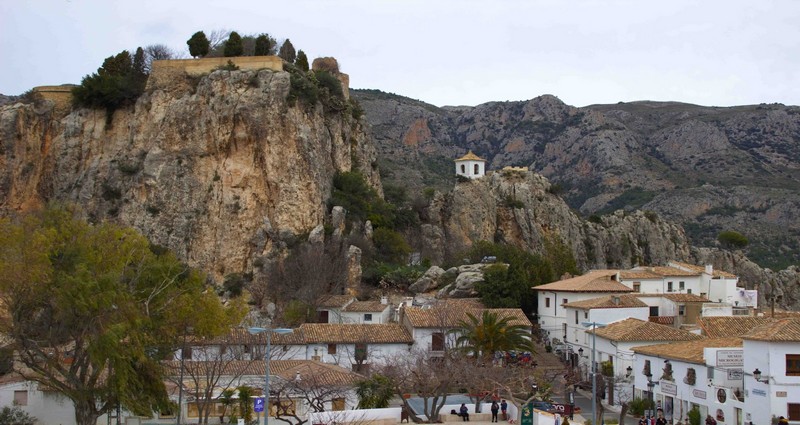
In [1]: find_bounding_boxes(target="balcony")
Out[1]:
[648,316,675,325]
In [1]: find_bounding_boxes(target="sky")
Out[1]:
[2,0,799,108]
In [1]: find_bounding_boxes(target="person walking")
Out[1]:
[460,404,470,422]
[501,399,508,421]
[491,401,500,423]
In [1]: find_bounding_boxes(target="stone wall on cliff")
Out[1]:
[0,67,379,281]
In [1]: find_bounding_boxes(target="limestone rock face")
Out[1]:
[408,265,446,293]
[0,69,379,281]
[422,171,691,272]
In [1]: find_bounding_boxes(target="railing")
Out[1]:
[648,316,675,325]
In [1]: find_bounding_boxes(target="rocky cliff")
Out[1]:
[353,90,800,271]
[0,68,379,280]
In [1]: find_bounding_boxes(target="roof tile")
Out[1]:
[299,323,413,344]
[697,317,777,338]
[590,318,704,342]
[632,337,742,364]
[563,294,648,310]
[741,318,800,342]
[534,270,632,293]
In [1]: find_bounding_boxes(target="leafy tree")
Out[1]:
[279,39,296,62]
[373,228,411,264]
[0,206,239,425]
[187,31,210,58]
[71,49,148,113]
[224,31,244,57]
[451,311,533,362]
[356,374,394,408]
[236,385,255,423]
[0,406,35,425]
[718,230,749,249]
[218,388,236,423]
[254,34,273,56]
[295,50,309,72]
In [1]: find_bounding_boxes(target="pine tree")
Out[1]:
[224,31,244,57]
[295,50,309,72]
[187,31,210,58]
[279,39,296,62]
[253,34,272,56]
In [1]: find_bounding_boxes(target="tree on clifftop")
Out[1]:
[224,31,244,57]
[72,48,148,113]
[187,31,210,58]
[253,33,274,56]
[279,39,297,62]
[0,206,245,425]
[295,50,309,72]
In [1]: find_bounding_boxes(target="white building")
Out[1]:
[300,323,414,372]
[534,270,632,346]
[741,317,800,424]
[454,150,486,179]
[632,338,744,424]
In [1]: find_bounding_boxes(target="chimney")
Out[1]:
[295,371,302,382]
[381,295,389,305]
[612,296,621,306]
[705,264,713,275]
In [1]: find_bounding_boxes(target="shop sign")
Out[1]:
[751,389,766,397]
[776,391,787,398]
[661,381,677,395]
[716,350,743,367]
[692,389,706,399]
[727,369,743,380]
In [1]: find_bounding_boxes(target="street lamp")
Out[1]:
[176,326,192,425]
[582,321,607,425]
[249,325,294,425]
[753,368,768,383]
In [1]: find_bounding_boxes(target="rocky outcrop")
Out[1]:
[422,170,690,272]
[0,69,379,281]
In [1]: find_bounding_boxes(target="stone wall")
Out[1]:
[33,85,76,116]
[147,56,283,90]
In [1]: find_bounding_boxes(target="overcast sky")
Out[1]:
[2,1,799,107]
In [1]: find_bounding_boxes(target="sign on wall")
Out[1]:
[727,369,743,380]
[692,389,707,399]
[661,381,678,396]
[716,350,743,367]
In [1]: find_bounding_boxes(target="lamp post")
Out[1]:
[176,327,192,425]
[582,321,606,425]
[249,325,294,425]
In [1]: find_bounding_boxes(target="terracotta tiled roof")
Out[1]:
[162,360,363,386]
[455,150,485,162]
[403,306,532,328]
[741,318,800,342]
[534,270,632,293]
[192,327,306,346]
[299,323,413,344]
[634,294,710,303]
[317,295,355,309]
[632,337,742,364]
[620,266,698,279]
[697,317,777,338]
[563,295,648,310]
[670,261,737,278]
[343,300,389,312]
[590,318,704,342]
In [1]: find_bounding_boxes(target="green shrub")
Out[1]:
[372,228,411,264]
[315,70,343,99]
[629,397,655,416]
[288,71,319,106]
[644,210,658,223]
[0,406,36,425]
[224,32,244,57]
[216,60,239,71]
[72,48,147,114]
[718,230,749,248]
[601,360,614,377]
[187,31,210,58]
[688,406,701,425]
[504,196,525,209]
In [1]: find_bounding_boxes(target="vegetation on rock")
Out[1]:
[71,48,147,113]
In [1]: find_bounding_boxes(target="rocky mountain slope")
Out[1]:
[0,69,379,280]
[353,90,800,270]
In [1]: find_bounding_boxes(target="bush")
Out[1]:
[0,406,35,425]
[253,34,273,56]
[279,39,297,62]
[688,406,701,425]
[187,31,210,58]
[718,230,749,249]
[629,397,655,416]
[504,196,525,209]
[295,50,310,72]
[72,48,148,113]
[224,32,244,57]
[315,70,343,99]
[372,228,411,264]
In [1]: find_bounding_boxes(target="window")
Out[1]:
[431,332,444,351]
[584,312,589,319]
[332,398,346,411]
[667,281,673,292]
[575,311,579,324]
[355,343,368,361]
[788,403,800,421]
[563,298,568,305]
[364,313,373,322]
[461,164,466,173]
[649,306,659,317]
[13,390,27,406]
[327,343,337,355]
[687,288,692,294]
[787,354,800,376]
[679,305,686,316]
[545,298,550,308]
[633,282,641,292]
[679,281,685,291]
[181,347,193,359]
[562,323,567,338]
[243,345,251,354]
[643,360,651,377]
[474,164,480,174]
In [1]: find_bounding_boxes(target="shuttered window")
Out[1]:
[14,390,27,406]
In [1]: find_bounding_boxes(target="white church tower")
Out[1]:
[454,150,486,179]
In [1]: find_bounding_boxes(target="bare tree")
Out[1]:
[379,348,455,423]
[270,363,358,425]
[205,29,232,57]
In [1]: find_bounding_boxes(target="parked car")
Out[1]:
[531,401,557,413]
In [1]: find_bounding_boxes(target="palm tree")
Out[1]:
[452,311,533,362]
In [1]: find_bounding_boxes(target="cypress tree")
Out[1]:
[279,39,296,62]
[295,50,309,72]
[224,31,244,57]
[253,34,272,56]
[187,31,210,58]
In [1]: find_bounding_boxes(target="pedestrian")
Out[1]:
[656,412,668,425]
[501,399,508,421]
[460,403,470,422]
[639,416,647,425]
[491,401,500,423]
[779,417,789,425]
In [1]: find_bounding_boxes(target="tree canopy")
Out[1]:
[224,32,244,57]
[187,31,210,58]
[279,39,297,62]
[253,34,274,56]
[452,311,533,361]
[295,50,309,72]
[71,48,148,113]
[0,206,244,425]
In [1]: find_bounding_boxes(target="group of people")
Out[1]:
[457,399,508,422]
[638,410,668,425]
